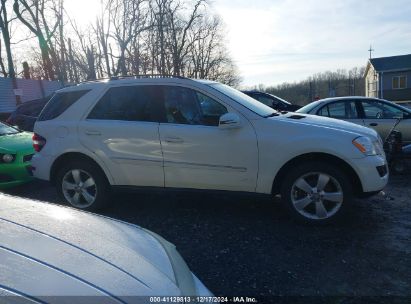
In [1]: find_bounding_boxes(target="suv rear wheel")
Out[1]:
[56,160,110,211]
[280,162,353,224]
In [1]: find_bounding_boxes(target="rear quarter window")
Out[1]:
[38,90,90,121]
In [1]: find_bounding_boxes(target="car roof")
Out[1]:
[317,96,411,111]
[241,90,286,99]
[299,96,411,114]
[17,97,49,109]
[317,96,382,102]
[242,90,267,95]
[0,194,182,297]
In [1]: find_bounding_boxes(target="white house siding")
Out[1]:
[365,66,379,98]
[0,78,62,113]
[0,78,15,113]
[41,80,64,99]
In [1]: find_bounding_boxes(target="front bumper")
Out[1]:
[143,229,213,298]
[0,157,34,190]
[350,155,389,194]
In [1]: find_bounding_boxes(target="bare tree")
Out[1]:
[55,0,67,82]
[93,0,113,77]
[13,0,60,80]
[0,0,16,78]
[167,0,204,76]
[9,0,241,85]
[0,39,8,76]
[109,0,149,76]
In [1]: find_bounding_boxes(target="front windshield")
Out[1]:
[296,100,323,113]
[0,122,19,136]
[268,93,291,105]
[209,83,275,117]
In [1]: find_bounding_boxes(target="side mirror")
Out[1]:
[219,113,241,129]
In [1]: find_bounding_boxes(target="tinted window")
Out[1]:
[164,86,227,126]
[257,95,275,107]
[88,86,165,122]
[209,83,274,117]
[196,91,228,126]
[318,101,358,119]
[38,90,90,121]
[18,99,49,116]
[297,100,323,113]
[362,100,406,119]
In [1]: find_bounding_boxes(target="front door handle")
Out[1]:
[164,137,184,144]
[85,130,101,136]
[369,123,378,127]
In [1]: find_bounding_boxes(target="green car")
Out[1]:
[0,122,35,189]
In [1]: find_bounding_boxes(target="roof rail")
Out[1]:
[109,74,189,81]
[78,74,189,85]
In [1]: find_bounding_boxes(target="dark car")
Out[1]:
[6,96,51,131]
[242,90,301,111]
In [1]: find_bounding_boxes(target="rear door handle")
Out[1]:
[85,130,101,136]
[164,137,184,144]
[369,123,378,127]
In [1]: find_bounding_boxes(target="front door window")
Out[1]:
[317,101,358,119]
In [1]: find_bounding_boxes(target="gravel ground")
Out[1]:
[2,176,411,302]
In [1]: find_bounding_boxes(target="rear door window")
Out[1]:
[361,100,406,119]
[88,86,165,122]
[38,90,90,121]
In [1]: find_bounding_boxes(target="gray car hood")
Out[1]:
[275,113,379,139]
[0,194,184,302]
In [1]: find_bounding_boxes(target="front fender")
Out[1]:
[253,120,365,193]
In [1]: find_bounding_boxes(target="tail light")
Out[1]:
[33,133,46,152]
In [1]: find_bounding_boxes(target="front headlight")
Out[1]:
[1,154,16,163]
[352,137,378,156]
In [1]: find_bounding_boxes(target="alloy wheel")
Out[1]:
[290,172,343,220]
[62,169,97,208]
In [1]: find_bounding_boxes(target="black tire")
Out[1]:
[390,159,407,175]
[280,161,353,224]
[56,160,110,211]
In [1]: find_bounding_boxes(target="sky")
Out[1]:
[64,0,411,87]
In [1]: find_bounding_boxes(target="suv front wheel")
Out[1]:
[56,160,110,211]
[281,162,353,224]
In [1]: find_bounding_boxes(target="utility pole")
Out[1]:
[328,78,332,97]
[309,81,313,101]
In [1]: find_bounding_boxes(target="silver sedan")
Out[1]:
[0,194,212,303]
[297,97,411,145]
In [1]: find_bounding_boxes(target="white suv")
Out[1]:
[32,76,388,223]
